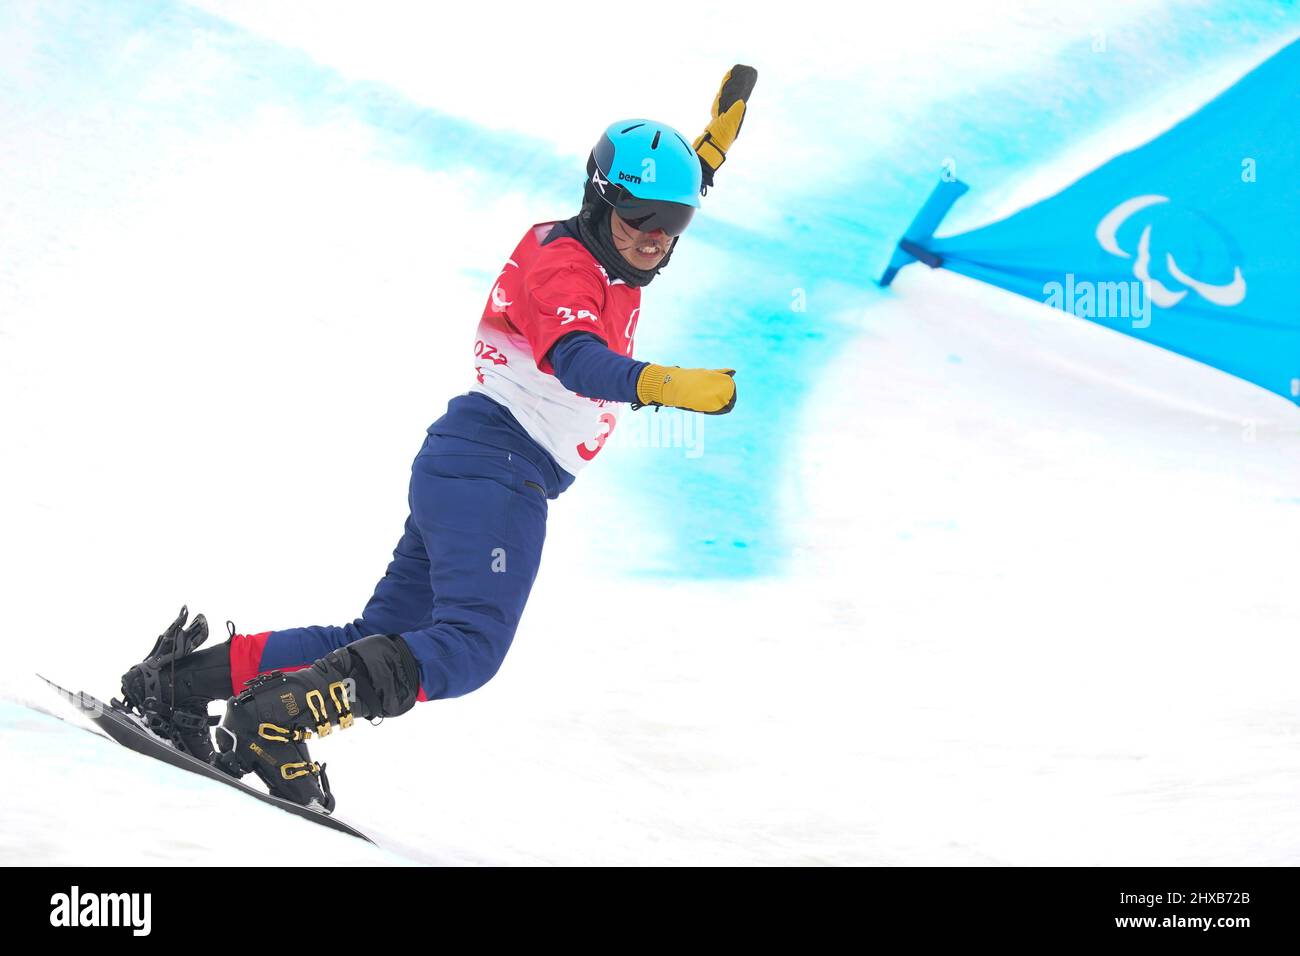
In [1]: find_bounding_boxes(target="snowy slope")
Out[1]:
[3,0,1300,865]
[0,698,412,864]
[784,270,1300,865]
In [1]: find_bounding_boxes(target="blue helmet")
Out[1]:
[586,119,702,236]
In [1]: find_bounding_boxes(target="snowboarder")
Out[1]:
[120,66,758,811]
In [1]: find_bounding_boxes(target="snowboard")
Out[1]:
[37,674,375,844]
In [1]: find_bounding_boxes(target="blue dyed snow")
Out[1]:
[9,0,1298,579]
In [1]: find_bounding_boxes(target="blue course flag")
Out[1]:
[893,38,1300,404]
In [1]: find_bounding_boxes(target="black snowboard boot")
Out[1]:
[120,606,233,762]
[213,633,420,810]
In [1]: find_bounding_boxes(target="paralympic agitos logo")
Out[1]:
[1095,195,1246,309]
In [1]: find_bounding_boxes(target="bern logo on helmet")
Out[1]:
[617,170,642,185]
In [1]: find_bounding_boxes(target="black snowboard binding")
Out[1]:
[213,633,420,811]
[120,606,232,762]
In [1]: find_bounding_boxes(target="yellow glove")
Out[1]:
[636,364,737,415]
[693,64,758,191]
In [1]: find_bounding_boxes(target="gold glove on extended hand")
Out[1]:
[693,64,758,190]
[636,364,737,415]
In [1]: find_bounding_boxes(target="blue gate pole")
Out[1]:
[879,176,970,287]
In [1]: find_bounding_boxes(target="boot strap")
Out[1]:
[305,682,353,736]
[170,709,209,733]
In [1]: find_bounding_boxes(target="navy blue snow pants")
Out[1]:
[228,432,550,701]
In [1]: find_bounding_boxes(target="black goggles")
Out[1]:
[604,192,696,237]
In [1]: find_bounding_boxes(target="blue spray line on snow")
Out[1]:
[8,0,1299,578]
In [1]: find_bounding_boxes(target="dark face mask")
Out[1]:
[576,182,680,288]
